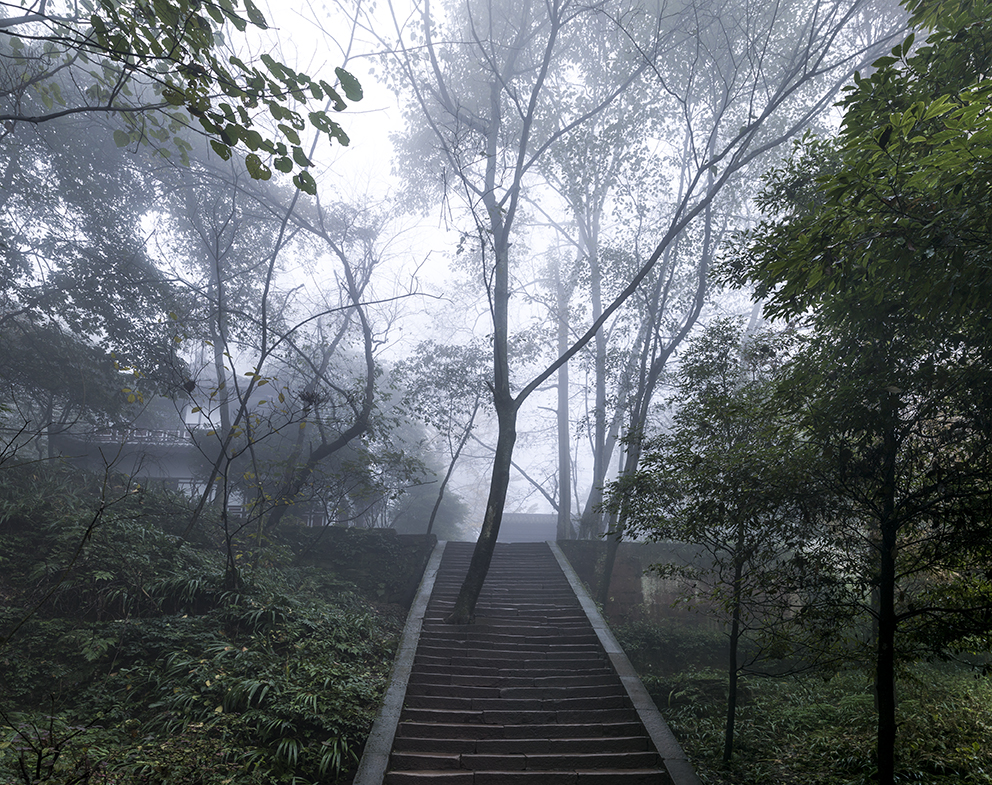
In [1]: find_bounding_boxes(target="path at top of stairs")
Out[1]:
[378,541,694,785]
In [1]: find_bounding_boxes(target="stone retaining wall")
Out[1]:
[557,540,714,628]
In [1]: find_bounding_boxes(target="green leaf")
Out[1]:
[162,87,186,106]
[900,31,915,58]
[245,153,272,180]
[319,82,346,112]
[113,129,131,147]
[293,170,317,195]
[335,67,363,102]
[309,112,350,145]
[277,123,300,146]
[205,3,224,24]
[244,129,264,150]
[274,156,293,173]
[210,140,233,160]
[242,0,268,29]
[292,146,312,167]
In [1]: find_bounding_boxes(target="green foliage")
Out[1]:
[0,466,410,785]
[0,0,361,188]
[618,620,992,784]
[614,619,726,676]
[719,2,992,779]
[723,0,992,324]
[607,320,827,664]
[653,665,992,785]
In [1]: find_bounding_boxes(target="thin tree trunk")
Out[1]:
[724,565,743,763]
[876,394,899,785]
[427,396,480,537]
[556,257,573,540]
[597,211,712,604]
[581,249,608,539]
[446,402,517,623]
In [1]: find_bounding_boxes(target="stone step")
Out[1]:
[393,735,651,755]
[407,682,624,700]
[398,707,641,726]
[391,750,660,771]
[412,664,617,680]
[394,721,648,740]
[421,624,599,646]
[412,656,610,672]
[408,673,621,689]
[403,694,632,712]
[414,641,604,655]
[384,769,670,785]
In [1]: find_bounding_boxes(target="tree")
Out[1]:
[0,0,362,190]
[0,112,191,464]
[394,341,489,538]
[149,157,386,549]
[607,319,825,763]
[380,0,905,623]
[0,112,186,368]
[724,1,992,779]
[0,320,142,459]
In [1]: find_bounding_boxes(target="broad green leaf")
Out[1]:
[292,146,311,167]
[319,82,346,112]
[242,0,268,29]
[293,170,317,195]
[278,123,300,146]
[210,139,233,160]
[245,153,271,180]
[205,3,224,23]
[113,129,131,147]
[335,67,363,102]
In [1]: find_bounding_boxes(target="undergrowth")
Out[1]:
[0,465,414,785]
[616,620,992,784]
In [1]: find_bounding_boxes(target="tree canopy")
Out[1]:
[0,0,362,191]
[723,1,992,780]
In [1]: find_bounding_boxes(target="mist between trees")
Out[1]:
[4,0,992,780]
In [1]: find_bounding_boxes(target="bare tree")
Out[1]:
[377,0,904,622]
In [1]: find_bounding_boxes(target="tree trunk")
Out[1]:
[427,397,480,537]
[447,85,518,622]
[597,242,711,602]
[446,402,517,623]
[724,591,742,764]
[876,395,899,785]
[556,358,573,540]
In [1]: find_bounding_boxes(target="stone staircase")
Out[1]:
[355,541,698,785]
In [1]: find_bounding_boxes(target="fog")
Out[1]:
[0,0,906,543]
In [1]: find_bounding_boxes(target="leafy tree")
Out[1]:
[0,115,190,463]
[0,114,186,370]
[724,1,992,779]
[606,319,825,763]
[393,340,489,538]
[0,320,146,460]
[149,148,412,562]
[0,0,362,190]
